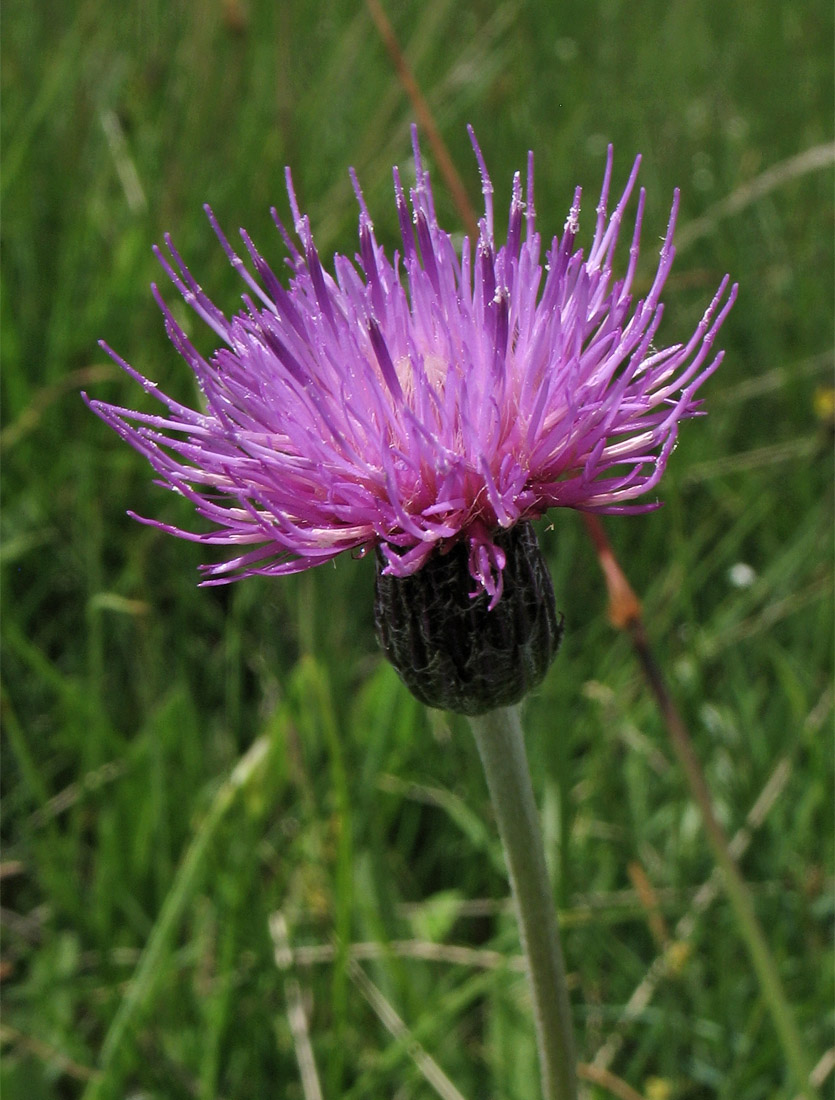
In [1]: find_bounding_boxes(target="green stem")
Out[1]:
[469,706,577,1100]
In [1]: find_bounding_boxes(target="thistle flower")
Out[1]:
[87,129,736,618]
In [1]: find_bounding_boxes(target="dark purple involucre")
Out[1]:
[87,128,736,608]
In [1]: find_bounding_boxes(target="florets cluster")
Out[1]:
[87,128,736,608]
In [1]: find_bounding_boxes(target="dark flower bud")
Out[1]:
[374,523,563,715]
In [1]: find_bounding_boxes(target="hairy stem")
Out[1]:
[469,706,577,1100]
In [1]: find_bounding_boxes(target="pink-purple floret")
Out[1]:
[86,127,737,607]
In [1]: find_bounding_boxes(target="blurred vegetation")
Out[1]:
[1,1,833,1098]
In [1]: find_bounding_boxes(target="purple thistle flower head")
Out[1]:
[87,127,736,610]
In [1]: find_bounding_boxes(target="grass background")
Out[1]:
[2,1,833,1098]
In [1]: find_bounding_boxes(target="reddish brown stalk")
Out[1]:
[582,516,817,1100]
[580,514,642,629]
[363,0,480,242]
[581,516,764,896]
[580,515,736,856]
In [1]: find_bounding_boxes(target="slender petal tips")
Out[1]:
[89,132,736,604]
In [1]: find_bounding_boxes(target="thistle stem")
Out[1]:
[469,706,577,1100]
